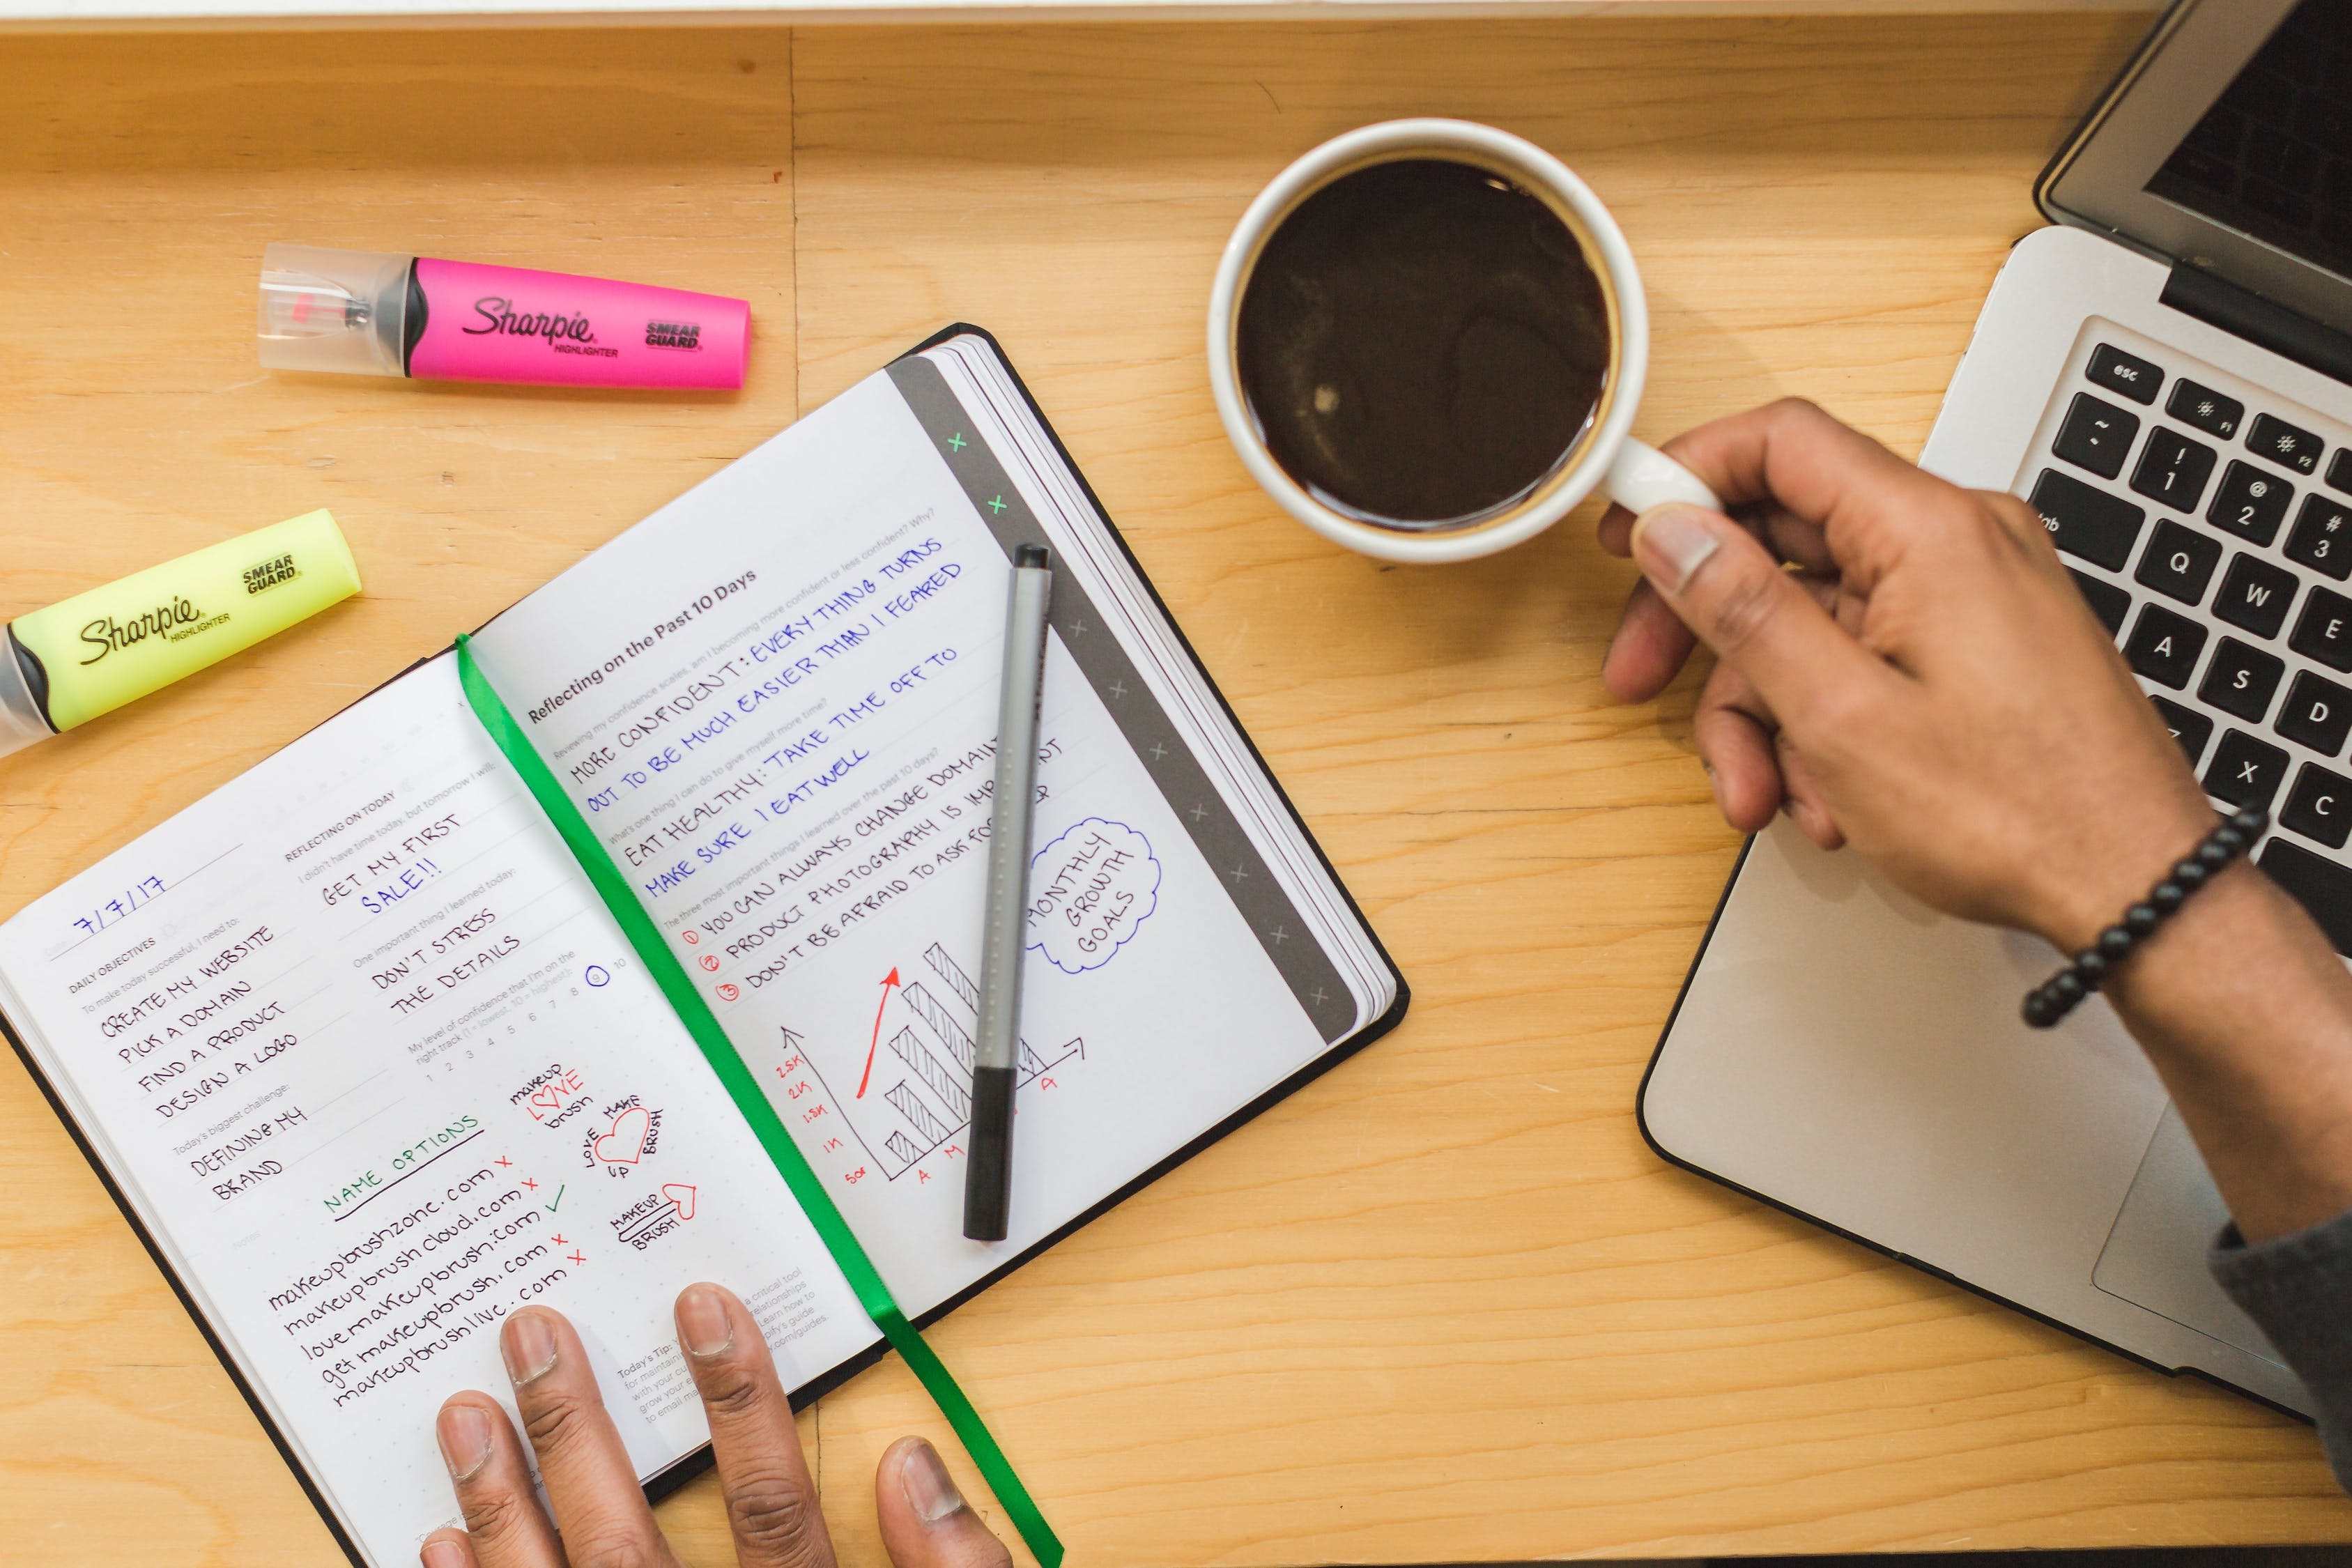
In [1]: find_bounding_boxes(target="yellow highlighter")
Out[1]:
[0,509,361,758]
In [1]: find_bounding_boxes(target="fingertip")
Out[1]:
[876,1437,1015,1568]
[499,1305,564,1388]
[435,1395,498,1484]
[1790,797,1846,850]
[1692,693,1785,832]
[1600,636,1662,705]
[1597,501,1637,556]
[675,1281,738,1358]
[1628,502,1730,596]
[884,1436,960,1522]
[420,1529,478,1568]
[1602,581,1698,704]
[1718,769,1785,833]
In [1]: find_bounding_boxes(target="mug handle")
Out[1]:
[1605,438,1722,515]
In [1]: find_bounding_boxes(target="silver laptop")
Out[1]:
[1643,0,2352,1419]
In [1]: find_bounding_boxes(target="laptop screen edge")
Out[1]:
[2040,0,2352,335]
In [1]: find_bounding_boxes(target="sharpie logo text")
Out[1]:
[462,296,597,347]
[79,598,213,664]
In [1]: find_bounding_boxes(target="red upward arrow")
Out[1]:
[855,967,901,1098]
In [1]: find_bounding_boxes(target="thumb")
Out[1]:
[875,1438,1015,1568]
[1629,502,1891,729]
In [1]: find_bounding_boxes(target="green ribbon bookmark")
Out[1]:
[454,636,1063,1568]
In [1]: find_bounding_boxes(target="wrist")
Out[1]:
[2099,857,2352,1240]
[2100,855,2275,1018]
[2025,797,2222,957]
[2021,806,2269,1028]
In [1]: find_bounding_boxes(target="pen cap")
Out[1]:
[0,631,57,762]
[257,244,416,378]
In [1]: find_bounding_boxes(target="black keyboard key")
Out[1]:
[2259,838,2352,955]
[2068,568,2130,635]
[2283,762,2352,849]
[2151,695,2215,767]
[2206,728,2291,810]
[2132,518,2222,606]
[2328,448,2352,496]
[2277,670,2352,755]
[2208,460,2295,545]
[2169,379,2244,440]
[2292,585,2352,671]
[2249,412,2325,475]
[2124,604,2208,689]
[2029,470,2144,571]
[2087,344,2162,406]
[2129,427,2218,511]
[2053,392,2141,480]
[2286,492,2352,581]
[2213,552,2300,638]
[2200,636,2286,721]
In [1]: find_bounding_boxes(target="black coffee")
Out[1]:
[1234,157,1611,530]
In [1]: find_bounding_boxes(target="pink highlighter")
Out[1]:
[256,243,749,391]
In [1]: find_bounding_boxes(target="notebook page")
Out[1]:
[0,659,871,1567]
[465,367,1344,1313]
[926,338,1395,1020]
[877,353,1369,1045]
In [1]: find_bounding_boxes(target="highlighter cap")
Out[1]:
[0,633,57,762]
[258,244,416,378]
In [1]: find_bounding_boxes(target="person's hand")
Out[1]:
[421,1286,1013,1568]
[1597,398,2215,954]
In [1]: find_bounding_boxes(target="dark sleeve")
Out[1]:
[2211,1208,2352,1491]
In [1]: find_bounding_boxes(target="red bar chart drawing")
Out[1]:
[787,939,1084,1181]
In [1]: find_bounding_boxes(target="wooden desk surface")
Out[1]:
[7,12,2352,1567]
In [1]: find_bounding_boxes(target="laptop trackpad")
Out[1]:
[2093,1103,2284,1367]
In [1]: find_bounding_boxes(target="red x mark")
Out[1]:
[567,1251,585,1266]
[523,1178,539,1191]
[551,1233,567,1246]
[495,1156,513,1169]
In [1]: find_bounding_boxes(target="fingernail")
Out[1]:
[421,1537,471,1568]
[502,1310,558,1385]
[1631,504,1720,594]
[677,1285,735,1358]
[436,1404,493,1483]
[898,1438,967,1525]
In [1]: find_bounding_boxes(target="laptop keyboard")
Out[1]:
[2027,326,2352,956]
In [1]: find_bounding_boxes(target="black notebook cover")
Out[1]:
[0,325,1411,1563]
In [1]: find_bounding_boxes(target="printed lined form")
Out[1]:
[0,660,875,1561]
[0,333,1397,1568]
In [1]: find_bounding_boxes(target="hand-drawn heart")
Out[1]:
[592,1106,653,1165]
[662,1183,698,1221]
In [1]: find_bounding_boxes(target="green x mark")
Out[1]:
[947,433,967,452]
[987,495,1008,514]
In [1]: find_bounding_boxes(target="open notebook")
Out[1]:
[0,328,1405,1568]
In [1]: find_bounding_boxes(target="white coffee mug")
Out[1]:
[1208,118,1718,564]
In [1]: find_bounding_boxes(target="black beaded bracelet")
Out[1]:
[2022,806,2268,1029]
